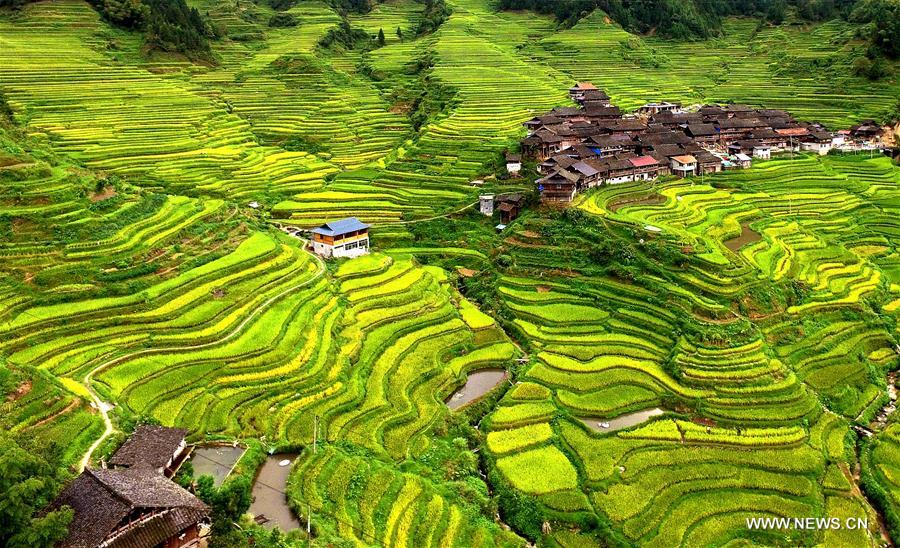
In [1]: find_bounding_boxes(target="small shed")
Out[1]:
[479,194,495,216]
[505,153,522,176]
[497,194,525,224]
[752,145,771,159]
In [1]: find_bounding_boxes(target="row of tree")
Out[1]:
[497,0,899,57]
[88,0,216,60]
[0,0,216,61]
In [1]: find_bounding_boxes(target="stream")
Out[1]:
[870,372,898,432]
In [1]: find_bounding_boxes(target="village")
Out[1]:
[521,82,888,203]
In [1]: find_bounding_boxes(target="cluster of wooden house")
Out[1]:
[523,82,876,203]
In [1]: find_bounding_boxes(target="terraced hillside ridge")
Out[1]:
[288,444,524,547]
[3,0,895,226]
[1,0,900,546]
[0,364,103,467]
[478,152,898,545]
[2,241,517,453]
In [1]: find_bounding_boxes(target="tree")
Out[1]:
[377,27,386,45]
[766,0,787,24]
[98,0,148,28]
[851,0,900,58]
[197,474,252,547]
[0,433,72,548]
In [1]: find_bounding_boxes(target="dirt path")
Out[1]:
[77,238,326,472]
[28,398,80,430]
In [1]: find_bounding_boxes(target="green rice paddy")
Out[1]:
[1,0,899,545]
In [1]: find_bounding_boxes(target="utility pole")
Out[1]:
[307,502,312,546]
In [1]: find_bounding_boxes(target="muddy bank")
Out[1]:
[724,223,761,251]
[447,369,508,410]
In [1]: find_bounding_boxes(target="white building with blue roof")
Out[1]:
[311,217,371,258]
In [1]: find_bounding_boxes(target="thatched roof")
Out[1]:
[109,425,186,469]
[51,467,208,548]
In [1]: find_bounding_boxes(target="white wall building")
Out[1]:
[312,217,371,258]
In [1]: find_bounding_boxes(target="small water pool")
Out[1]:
[447,369,508,410]
[579,408,666,433]
[249,454,301,531]
[190,445,246,486]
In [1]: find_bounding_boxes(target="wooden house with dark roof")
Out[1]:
[578,88,611,105]
[600,119,648,135]
[583,103,622,120]
[639,130,693,148]
[522,129,564,160]
[109,425,188,477]
[538,169,581,202]
[568,82,598,102]
[497,194,525,224]
[538,154,578,174]
[571,160,601,186]
[588,135,630,156]
[801,128,835,155]
[50,467,208,548]
[695,150,724,174]
[686,123,719,144]
[851,121,882,141]
[716,118,768,142]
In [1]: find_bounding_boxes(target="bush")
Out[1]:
[268,12,297,27]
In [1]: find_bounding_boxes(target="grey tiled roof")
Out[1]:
[109,425,186,469]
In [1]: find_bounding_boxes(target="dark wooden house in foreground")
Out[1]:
[49,426,208,548]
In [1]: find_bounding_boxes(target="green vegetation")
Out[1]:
[0,432,73,548]
[1,0,899,546]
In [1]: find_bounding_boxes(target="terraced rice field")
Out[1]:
[2,0,900,545]
[2,244,517,457]
[288,445,523,546]
[482,153,898,544]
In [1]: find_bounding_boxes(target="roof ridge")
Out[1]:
[85,468,135,508]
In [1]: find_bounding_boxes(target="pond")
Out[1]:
[579,408,666,433]
[249,454,301,531]
[190,445,246,486]
[724,223,762,251]
[447,369,508,410]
